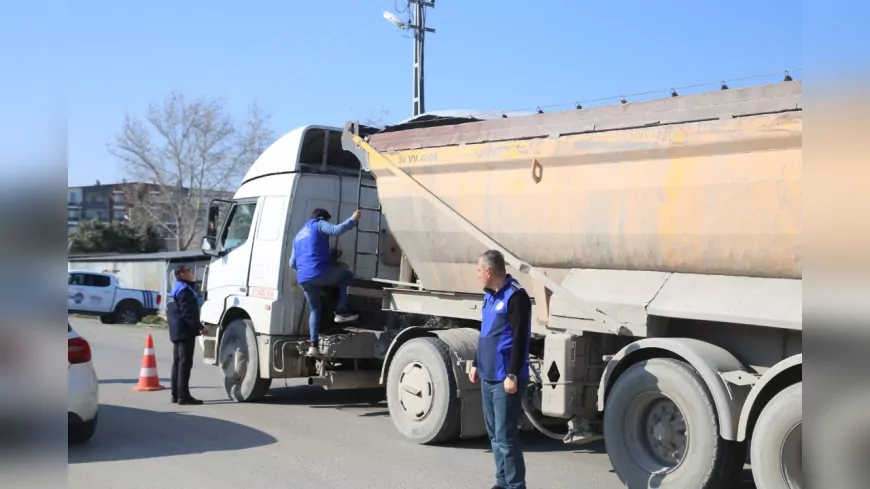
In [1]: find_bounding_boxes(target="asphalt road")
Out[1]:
[67,317,756,489]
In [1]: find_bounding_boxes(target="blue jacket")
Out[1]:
[475,275,532,382]
[290,216,356,283]
[167,280,203,342]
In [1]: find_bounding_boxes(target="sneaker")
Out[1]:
[307,346,319,356]
[334,310,359,323]
[178,397,203,405]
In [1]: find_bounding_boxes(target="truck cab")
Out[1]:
[197,125,402,401]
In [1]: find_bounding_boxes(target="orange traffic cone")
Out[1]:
[133,334,166,392]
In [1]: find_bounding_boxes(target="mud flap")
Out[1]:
[459,388,487,439]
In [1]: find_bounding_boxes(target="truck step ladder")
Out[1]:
[352,167,383,277]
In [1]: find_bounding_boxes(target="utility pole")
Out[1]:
[386,2,436,117]
[409,1,435,116]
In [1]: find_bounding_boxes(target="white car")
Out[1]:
[68,323,99,443]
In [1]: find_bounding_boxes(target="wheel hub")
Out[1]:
[626,393,688,473]
[221,346,246,382]
[121,310,137,323]
[644,399,687,466]
[397,361,434,421]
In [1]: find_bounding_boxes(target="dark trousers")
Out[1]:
[170,338,196,400]
[481,377,528,489]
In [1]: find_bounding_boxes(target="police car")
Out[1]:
[68,271,161,324]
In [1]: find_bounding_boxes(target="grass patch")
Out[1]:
[140,315,168,326]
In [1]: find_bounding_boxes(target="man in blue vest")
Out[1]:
[469,250,532,489]
[290,208,361,355]
[167,265,205,405]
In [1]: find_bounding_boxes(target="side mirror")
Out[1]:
[206,204,221,239]
[201,236,217,256]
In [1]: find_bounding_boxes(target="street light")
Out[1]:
[383,11,406,29]
[383,1,435,117]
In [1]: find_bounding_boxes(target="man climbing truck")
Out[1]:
[197,80,802,489]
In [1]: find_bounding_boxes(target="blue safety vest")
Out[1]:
[293,218,331,283]
[167,280,200,342]
[476,275,531,382]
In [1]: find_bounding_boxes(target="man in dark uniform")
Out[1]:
[167,265,205,405]
[469,250,532,489]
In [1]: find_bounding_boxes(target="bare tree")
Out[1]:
[109,93,274,251]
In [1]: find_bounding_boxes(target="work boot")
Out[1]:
[171,396,178,404]
[334,309,359,323]
[178,397,203,405]
[307,345,319,356]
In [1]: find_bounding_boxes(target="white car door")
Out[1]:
[74,273,114,314]
[68,272,89,311]
[86,274,115,313]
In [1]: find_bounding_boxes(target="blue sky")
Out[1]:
[15,1,805,186]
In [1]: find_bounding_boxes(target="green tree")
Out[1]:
[69,219,163,254]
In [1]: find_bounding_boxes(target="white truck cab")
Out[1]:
[198,125,402,401]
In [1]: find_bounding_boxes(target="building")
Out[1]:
[67,250,212,315]
[68,181,232,251]
[67,182,132,234]
[67,187,84,235]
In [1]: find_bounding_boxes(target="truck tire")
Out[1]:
[750,382,803,489]
[220,319,271,403]
[99,315,115,324]
[114,301,141,324]
[386,337,461,444]
[604,358,745,489]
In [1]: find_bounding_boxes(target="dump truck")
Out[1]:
[197,80,802,489]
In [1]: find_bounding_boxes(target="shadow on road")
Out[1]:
[68,404,277,464]
[263,385,388,416]
[199,385,389,417]
[98,378,212,390]
[99,378,169,385]
[450,431,605,454]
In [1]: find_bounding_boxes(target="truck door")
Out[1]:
[247,195,288,301]
[193,264,206,306]
[203,199,259,312]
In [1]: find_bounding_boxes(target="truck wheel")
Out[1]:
[99,315,115,324]
[219,319,271,403]
[750,382,803,489]
[604,358,745,489]
[114,301,141,324]
[386,337,461,444]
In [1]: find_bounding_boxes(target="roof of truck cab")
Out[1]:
[241,125,341,184]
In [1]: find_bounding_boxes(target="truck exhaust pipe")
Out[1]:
[308,370,382,391]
